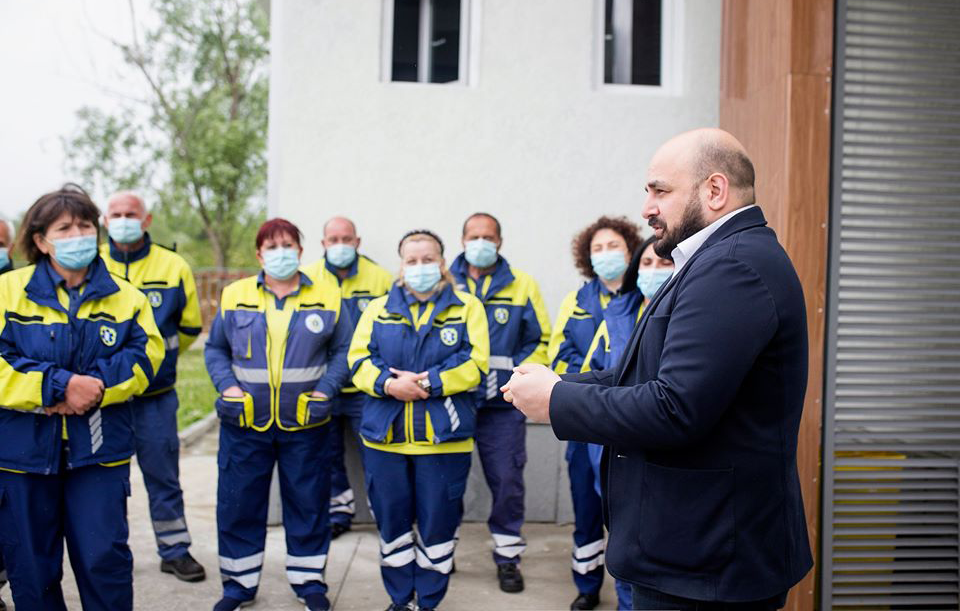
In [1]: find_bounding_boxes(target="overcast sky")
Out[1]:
[0,0,153,222]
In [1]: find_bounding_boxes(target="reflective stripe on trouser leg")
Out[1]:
[475,407,527,565]
[411,452,471,609]
[217,424,274,601]
[365,449,417,606]
[154,517,192,549]
[277,424,332,598]
[567,441,605,595]
[330,488,355,516]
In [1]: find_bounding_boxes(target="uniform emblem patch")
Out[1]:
[147,291,163,308]
[440,327,458,346]
[494,307,510,325]
[305,313,325,334]
[357,298,371,312]
[100,326,117,347]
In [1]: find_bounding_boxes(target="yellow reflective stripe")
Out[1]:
[581,321,609,374]
[362,437,474,455]
[102,362,150,406]
[0,467,27,473]
[518,275,551,366]
[348,297,388,397]
[547,290,579,368]
[554,360,569,375]
[99,458,132,467]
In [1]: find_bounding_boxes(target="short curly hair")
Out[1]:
[571,215,642,279]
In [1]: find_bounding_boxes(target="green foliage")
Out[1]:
[64,0,269,269]
[175,345,217,430]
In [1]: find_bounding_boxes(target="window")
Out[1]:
[603,0,662,86]
[390,0,465,84]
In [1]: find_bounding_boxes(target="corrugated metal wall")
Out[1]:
[822,0,960,608]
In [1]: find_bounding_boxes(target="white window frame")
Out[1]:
[381,0,476,86]
[594,0,684,96]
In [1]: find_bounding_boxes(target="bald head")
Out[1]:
[654,128,756,206]
[107,191,148,218]
[322,216,360,252]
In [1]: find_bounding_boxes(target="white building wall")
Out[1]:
[267,0,721,522]
[268,0,721,313]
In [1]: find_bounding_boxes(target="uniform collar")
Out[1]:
[450,253,514,298]
[324,254,360,280]
[108,232,153,264]
[0,261,12,275]
[386,281,462,318]
[27,256,119,311]
[671,205,758,276]
[256,270,313,289]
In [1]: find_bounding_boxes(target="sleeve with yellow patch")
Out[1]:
[348,296,394,397]
[424,293,490,397]
[176,262,203,353]
[91,292,165,406]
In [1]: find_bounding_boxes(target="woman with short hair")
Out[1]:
[205,218,352,611]
[0,184,164,611]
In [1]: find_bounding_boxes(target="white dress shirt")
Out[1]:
[670,205,757,278]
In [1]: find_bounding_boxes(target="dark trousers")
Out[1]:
[364,448,471,609]
[631,584,787,610]
[0,462,133,611]
[475,406,527,565]
[328,393,365,527]
[217,422,332,602]
[133,389,192,560]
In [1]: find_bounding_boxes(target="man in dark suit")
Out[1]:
[503,128,812,610]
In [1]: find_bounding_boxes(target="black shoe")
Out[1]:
[570,592,600,610]
[303,592,330,610]
[384,603,412,611]
[497,563,524,593]
[330,522,351,540]
[161,552,207,582]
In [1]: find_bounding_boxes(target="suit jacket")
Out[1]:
[551,206,813,602]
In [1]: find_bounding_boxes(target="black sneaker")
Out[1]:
[330,522,351,540]
[161,552,207,582]
[384,603,412,611]
[570,592,600,610]
[497,563,524,593]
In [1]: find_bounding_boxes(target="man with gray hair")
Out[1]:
[101,191,207,582]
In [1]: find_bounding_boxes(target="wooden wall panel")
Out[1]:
[720,2,834,610]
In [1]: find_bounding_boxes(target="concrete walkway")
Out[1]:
[25,427,620,611]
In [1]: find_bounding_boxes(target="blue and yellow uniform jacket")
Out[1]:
[0,257,164,474]
[302,254,392,396]
[348,282,489,454]
[449,254,550,408]
[548,278,622,374]
[101,234,202,395]
[582,291,645,373]
[204,272,352,431]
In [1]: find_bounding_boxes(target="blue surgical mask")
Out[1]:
[0,249,9,269]
[107,217,144,244]
[326,244,357,269]
[637,269,673,300]
[49,235,99,270]
[262,247,301,280]
[591,251,628,281]
[464,238,498,268]
[404,263,442,293]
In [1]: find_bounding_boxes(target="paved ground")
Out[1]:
[11,426,619,610]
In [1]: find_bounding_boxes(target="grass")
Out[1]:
[175,344,218,430]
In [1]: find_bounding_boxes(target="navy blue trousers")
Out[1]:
[567,441,605,595]
[631,584,787,610]
[475,406,527,564]
[0,461,133,611]
[133,390,192,560]
[364,448,471,609]
[217,422,332,602]
[328,393,365,527]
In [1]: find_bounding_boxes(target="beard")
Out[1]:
[651,191,708,258]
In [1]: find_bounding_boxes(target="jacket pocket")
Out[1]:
[216,393,254,428]
[296,393,331,426]
[229,315,256,359]
[638,462,735,573]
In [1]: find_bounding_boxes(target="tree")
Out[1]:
[64,0,269,269]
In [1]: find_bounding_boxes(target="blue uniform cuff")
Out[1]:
[374,369,392,397]
[427,368,443,397]
[313,379,339,399]
[48,368,74,404]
